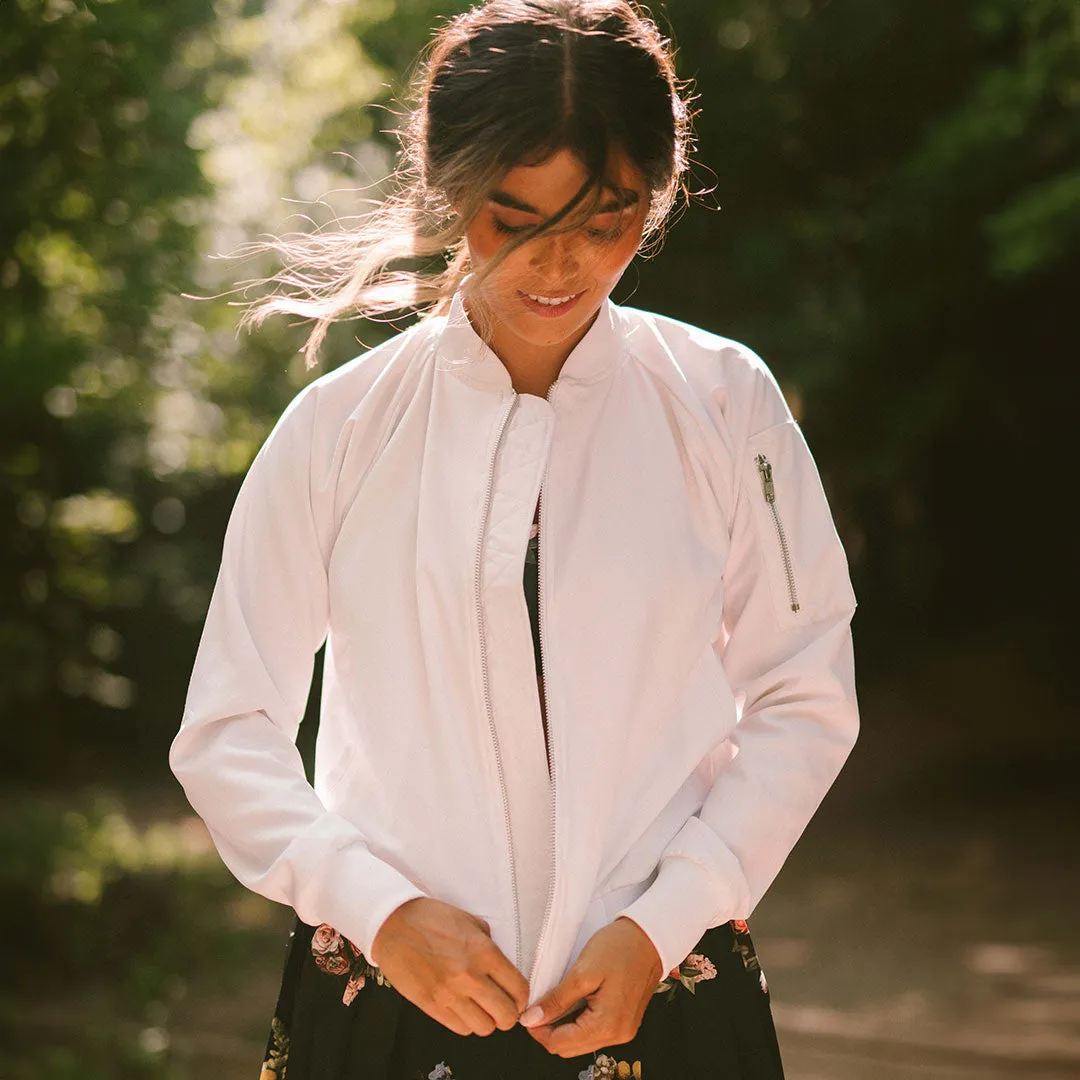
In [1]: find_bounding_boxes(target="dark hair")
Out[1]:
[231,0,701,367]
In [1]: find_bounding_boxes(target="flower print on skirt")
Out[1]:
[257,915,785,1079]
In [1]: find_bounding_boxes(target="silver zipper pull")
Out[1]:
[754,452,800,613]
[755,454,775,501]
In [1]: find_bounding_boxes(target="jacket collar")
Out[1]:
[433,275,626,393]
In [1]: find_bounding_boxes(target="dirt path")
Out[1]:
[12,646,1080,1079]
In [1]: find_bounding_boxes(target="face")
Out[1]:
[461,144,649,361]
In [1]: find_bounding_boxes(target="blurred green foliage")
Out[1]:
[0,786,276,1079]
[2,0,216,776]
[1,0,1078,1071]
[4,0,1075,780]
[641,0,1078,649]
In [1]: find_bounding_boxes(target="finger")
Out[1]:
[470,974,526,1031]
[519,968,600,1029]
[539,1022,621,1058]
[537,992,637,1059]
[480,945,531,1014]
[528,1018,599,1058]
[542,995,588,1026]
[433,1003,472,1038]
[543,1013,604,1057]
[452,993,500,1036]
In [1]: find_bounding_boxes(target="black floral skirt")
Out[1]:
[258,911,785,1080]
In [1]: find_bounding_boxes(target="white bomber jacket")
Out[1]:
[169,282,859,1006]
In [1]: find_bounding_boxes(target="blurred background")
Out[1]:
[2,0,1077,1076]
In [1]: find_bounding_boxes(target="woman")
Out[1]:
[169,1,860,1077]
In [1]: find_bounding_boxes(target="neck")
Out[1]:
[466,298,599,398]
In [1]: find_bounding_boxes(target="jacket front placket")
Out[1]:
[423,288,633,995]
[480,390,558,982]
[422,328,561,981]
[416,303,562,980]
[408,364,514,974]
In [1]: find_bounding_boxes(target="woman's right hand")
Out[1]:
[369,896,531,1036]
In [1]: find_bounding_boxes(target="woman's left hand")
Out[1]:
[518,916,663,1058]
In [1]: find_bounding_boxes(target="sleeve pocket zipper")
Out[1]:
[755,453,801,613]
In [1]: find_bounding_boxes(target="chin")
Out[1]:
[514,302,600,341]
[519,320,588,348]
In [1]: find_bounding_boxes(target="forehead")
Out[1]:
[492,145,646,213]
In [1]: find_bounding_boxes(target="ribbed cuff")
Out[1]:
[290,822,430,964]
[611,856,726,981]
[347,873,429,965]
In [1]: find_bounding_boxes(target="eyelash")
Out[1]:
[492,218,622,241]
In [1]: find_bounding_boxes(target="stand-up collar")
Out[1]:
[433,275,626,393]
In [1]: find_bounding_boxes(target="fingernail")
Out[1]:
[519,1005,543,1027]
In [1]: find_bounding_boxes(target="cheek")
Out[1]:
[598,229,643,281]
[466,220,503,264]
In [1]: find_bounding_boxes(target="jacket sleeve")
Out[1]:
[614,361,859,980]
[168,381,428,962]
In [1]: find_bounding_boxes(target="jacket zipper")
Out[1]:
[527,379,560,987]
[754,453,800,613]
[474,394,523,971]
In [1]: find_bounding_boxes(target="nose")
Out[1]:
[528,231,583,280]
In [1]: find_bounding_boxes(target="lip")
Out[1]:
[518,289,586,318]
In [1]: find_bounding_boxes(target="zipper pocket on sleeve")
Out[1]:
[755,453,800,614]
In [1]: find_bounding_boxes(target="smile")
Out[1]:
[518,290,585,317]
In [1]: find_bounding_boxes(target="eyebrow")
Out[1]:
[488,188,640,215]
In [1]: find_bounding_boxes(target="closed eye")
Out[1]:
[491,206,629,239]
[492,218,532,235]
